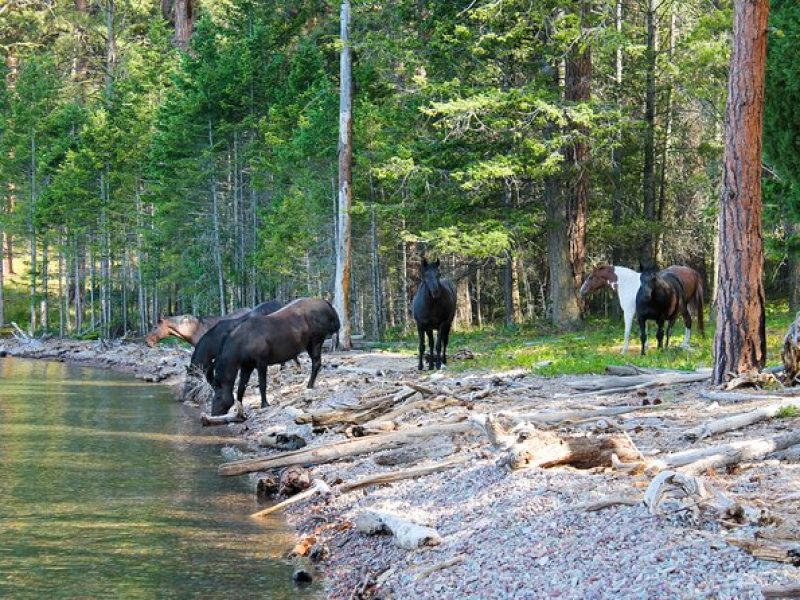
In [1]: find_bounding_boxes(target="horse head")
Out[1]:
[144,315,167,347]
[580,265,617,297]
[638,269,660,303]
[420,257,443,299]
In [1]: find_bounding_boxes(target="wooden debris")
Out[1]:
[643,470,709,519]
[727,537,800,566]
[762,584,800,599]
[580,495,643,512]
[362,395,462,427]
[339,454,471,493]
[413,554,466,581]
[561,370,710,397]
[354,510,441,550]
[295,387,418,426]
[724,369,783,391]
[652,430,800,475]
[219,420,476,477]
[471,413,641,470]
[783,313,800,386]
[503,404,659,428]
[250,479,331,519]
[684,399,800,441]
[291,535,317,558]
[345,421,397,437]
[699,389,800,403]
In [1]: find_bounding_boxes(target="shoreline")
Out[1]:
[3,337,800,598]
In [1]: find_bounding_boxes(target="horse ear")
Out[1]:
[434,258,440,268]
[421,257,428,268]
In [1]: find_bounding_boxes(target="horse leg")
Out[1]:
[426,329,435,370]
[257,364,268,408]
[235,365,254,418]
[666,316,679,350]
[434,328,443,369]
[639,316,648,356]
[656,320,665,350]
[307,341,323,389]
[417,324,426,371]
[622,309,633,354]
[204,361,215,385]
[680,308,692,349]
[441,323,451,366]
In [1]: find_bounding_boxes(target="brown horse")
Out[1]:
[145,309,250,347]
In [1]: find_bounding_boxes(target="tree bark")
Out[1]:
[712,0,769,385]
[208,121,226,315]
[174,0,194,50]
[333,0,353,350]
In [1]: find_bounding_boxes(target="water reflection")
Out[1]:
[0,358,319,599]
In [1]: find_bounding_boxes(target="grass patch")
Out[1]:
[776,405,800,419]
[382,303,795,376]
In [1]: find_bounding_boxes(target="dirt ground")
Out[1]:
[3,337,800,599]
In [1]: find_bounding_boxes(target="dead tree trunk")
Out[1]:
[712,0,769,385]
[333,0,353,350]
[641,0,658,263]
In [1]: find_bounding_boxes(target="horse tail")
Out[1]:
[695,278,705,338]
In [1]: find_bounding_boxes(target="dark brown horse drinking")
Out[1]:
[412,258,456,370]
[182,300,295,399]
[209,298,340,419]
[636,268,686,355]
[144,309,250,347]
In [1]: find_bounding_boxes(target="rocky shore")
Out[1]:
[3,336,800,599]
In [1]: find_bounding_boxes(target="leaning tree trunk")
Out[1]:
[712,0,769,385]
[333,0,353,350]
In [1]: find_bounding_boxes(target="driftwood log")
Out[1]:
[339,454,472,493]
[355,510,441,550]
[219,420,476,476]
[684,399,800,441]
[652,430,800,475]
[250,479,331,519]
[471,414,641,470]
[561,370,710,397]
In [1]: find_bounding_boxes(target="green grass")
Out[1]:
[776,405,800,419]
[382,301,796,376]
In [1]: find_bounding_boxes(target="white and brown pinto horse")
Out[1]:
[145,309,250,347]
[580,264,704,353]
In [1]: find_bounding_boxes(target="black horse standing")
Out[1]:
[412,258,456,370]
[636,268,686,356]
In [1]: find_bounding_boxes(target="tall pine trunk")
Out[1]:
[712,0,769,385]
[642,0,658,264]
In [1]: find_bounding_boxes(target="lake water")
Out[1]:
[0,357,320,599]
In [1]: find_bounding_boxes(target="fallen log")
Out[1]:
[581,495,642,512]
[414,555,466,581]
[503,404,659,427]
[651,430,800,475]
[219,420,476,477]
[564,370,710,393]
[727,538,800,566]
[250,479,331,519]
[339,454,471,493]
[699,389,800,402]
[762,584,800,599]
[295,387,418,426]
[361,395,462,428]
[355,510,441,550]
[471,414,641,470]
[684,399,800,441]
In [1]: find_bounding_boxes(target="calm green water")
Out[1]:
[0,358,320,599]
